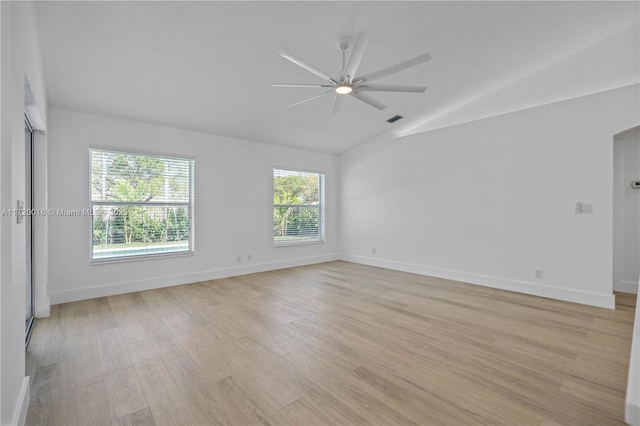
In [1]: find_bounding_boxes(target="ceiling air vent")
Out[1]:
[387,115,403,123]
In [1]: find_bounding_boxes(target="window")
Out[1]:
[90,148,194,261]
[274,168,325,246]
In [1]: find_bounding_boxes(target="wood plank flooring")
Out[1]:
[25,261,636,425]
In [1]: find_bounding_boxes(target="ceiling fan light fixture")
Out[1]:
[275,34,431,111]
[335,84,353,95]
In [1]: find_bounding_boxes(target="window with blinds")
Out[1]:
[274,168,325,246]
[90,148,194,261]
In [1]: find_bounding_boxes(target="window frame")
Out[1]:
[89,147,195,264]
[273,166,325,247]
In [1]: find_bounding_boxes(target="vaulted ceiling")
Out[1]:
[35,1,638,154]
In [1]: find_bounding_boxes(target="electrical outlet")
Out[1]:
[236,256,241,263]
[575,202,594,214]
[372,248,376,255]
[247,254,252,261]
[535,269,543,279]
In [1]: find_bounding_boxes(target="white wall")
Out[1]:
[614,126,640,293]
[339,84,640,309]
[47,107,339,304]
[0,1,47,424]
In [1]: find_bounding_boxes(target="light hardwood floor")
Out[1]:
[26,261,636,425]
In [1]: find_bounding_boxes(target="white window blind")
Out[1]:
[90,148,194,260]
[274,168,325,246]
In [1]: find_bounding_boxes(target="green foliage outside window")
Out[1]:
[274,170,323,244]
[91,149,192,259]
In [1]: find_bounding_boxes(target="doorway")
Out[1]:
[613,126,640,294]
[25,115,35,346]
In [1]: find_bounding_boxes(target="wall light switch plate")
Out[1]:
[17,200,24,224]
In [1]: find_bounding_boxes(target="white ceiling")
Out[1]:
[35,1,639,154]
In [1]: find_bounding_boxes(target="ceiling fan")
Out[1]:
[273,33,431,113]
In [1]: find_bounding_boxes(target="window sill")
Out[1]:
[274,240,325,248]
[90,250,194,265]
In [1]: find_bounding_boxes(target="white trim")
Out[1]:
[49,254,338,304]
[626,280,640,426]
[11,377,30,426]
[50,253,618,308]
[273,168,326,247]
[274,239,325,248]
[34,295,50,318]
[339,254,616,309]
[89,145,196,161]
[273,165,327,176]
[88,148,195,263]
[614,280,639,294]
[90,250,194,265]
[32,130,49,320]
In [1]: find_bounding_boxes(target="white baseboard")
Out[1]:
[35,296,50,318]
[626,288,640,426]
[48,252,617,309]
[339,254,616,309]
[50,254,338,304]
[11,377,30,426]
[614,280,639,294]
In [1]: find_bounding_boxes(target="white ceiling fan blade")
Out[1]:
[350,92,386,111]
[330,93,342,115]
[278,51,338,84]
[356,84,427,93]
[354,53,431,83]
[288,90,333,107]
[341,33,370,84]
[272,83,334,88]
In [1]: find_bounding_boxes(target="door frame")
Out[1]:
[25,113,35,347]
